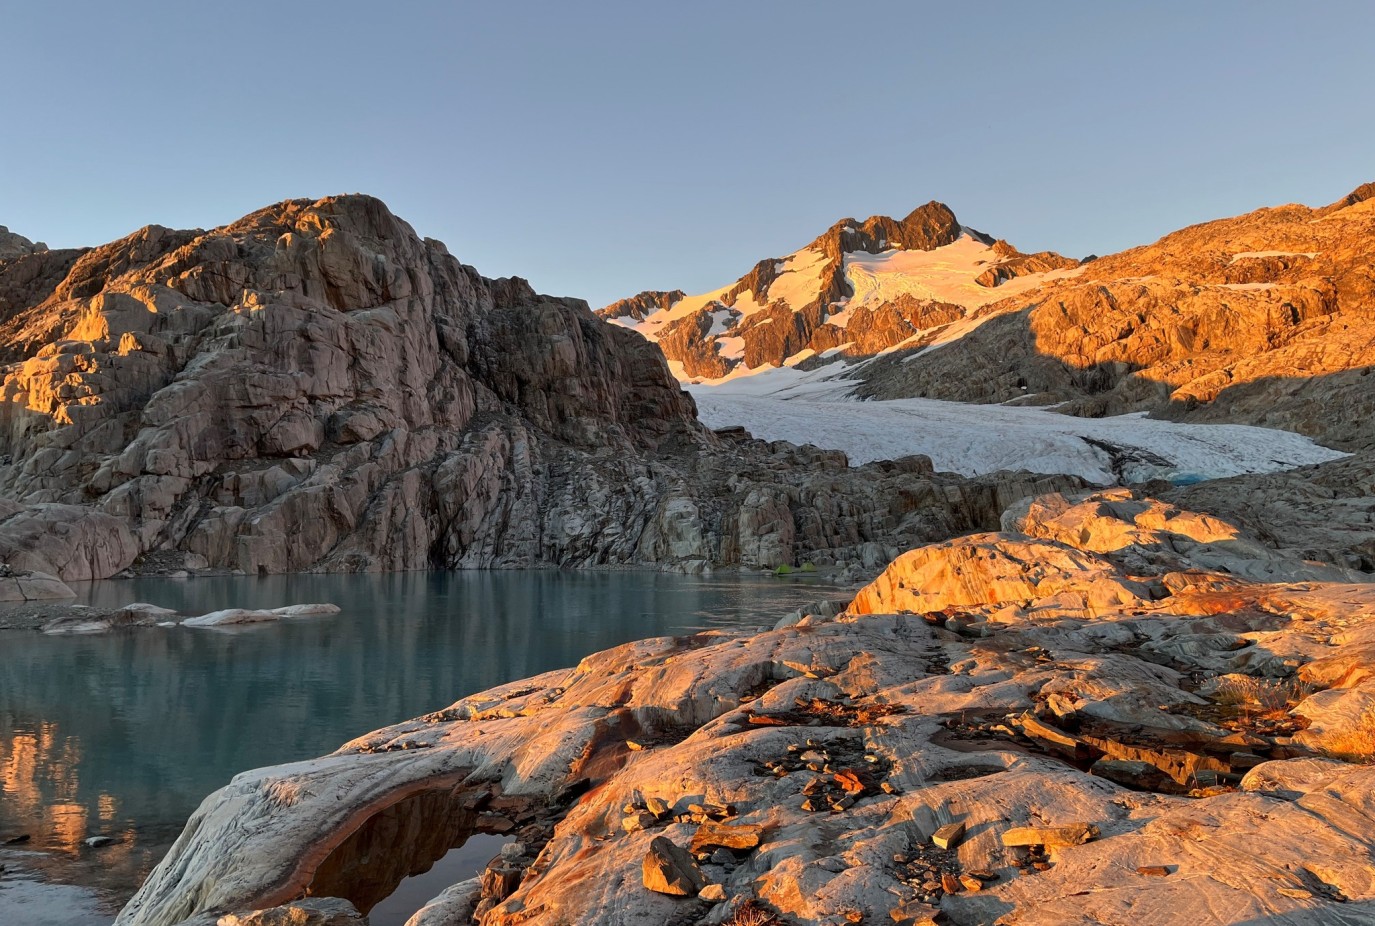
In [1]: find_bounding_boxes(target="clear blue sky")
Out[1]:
[3,1,1372,307]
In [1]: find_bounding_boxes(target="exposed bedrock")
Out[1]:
[117,491,1375,926]
[0,195,1083,581]
[858,184,1375,451]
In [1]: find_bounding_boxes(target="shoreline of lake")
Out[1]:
[0,569,844,924]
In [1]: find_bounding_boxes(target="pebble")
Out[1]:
[699,883,727,902]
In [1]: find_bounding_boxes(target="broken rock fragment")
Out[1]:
[642,836,706,896]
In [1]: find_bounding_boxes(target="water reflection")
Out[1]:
[0,569,835,903]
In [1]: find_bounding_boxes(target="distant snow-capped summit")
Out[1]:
[596,202,1080,380]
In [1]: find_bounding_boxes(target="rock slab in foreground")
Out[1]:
[115,490,1375,926]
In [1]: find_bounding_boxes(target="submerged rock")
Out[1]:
[181,604,340,627]
[213,897,364,926]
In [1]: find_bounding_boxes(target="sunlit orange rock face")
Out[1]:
[857,183,1375,450]
[605,183,1375,450]
[598,202,1081,381]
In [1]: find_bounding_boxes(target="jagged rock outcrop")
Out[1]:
[114,491,1375,926]
[597,204,1080,378]
[598,290,685,325]
[857,182,1375,451]
[0,225,47,260]
[0,195,1080,581]
[973,239,1080,287]
[1005,487,1371,583]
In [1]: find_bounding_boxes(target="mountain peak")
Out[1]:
[598,199,1079,380]
[811,201,964,262]
[1324,180,1375,214]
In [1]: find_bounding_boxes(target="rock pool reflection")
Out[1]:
[0,569,838,908]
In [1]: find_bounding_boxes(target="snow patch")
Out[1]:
[706,308,736,337]
[760,248,830,313]
[1228,250,1319,264]
[715,336,746,361]
[687,370,1346,485]
[843,235,1078,313]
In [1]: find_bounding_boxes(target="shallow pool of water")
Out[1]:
[0,569,839,916]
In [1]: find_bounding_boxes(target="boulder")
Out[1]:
[689,822,763,854]
[642,836,705,897]
[0,568,75,601]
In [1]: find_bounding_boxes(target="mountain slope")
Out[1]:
[597,203,1080,379]
[606,184,1375,452]
[0,195,1078,581]
[856,184,1375,450]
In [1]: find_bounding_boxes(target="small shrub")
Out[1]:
[1322,708,1375,764]
[722,901,783,926]
[1213,676,1310,716]
[773,564,793,576]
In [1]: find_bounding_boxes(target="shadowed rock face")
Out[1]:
[113,490,1375,926]
[0,225,47,260]
[857,183,1375,450]
[0,195,1081,580]
[1164,450,1375,572]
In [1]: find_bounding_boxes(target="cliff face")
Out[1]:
[0,195,1078,581]
[856,184,1375,450]
[596,204,1079,379]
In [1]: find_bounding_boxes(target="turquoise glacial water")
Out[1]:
[0,569,838,921]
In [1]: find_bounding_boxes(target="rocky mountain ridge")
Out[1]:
[0,195,1081,582]
[597,203,1080,379]
[606,183,1375,452]
[858,182,1375,451]
[0,225,47,260]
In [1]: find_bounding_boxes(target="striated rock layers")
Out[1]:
[857,183,1375,450]
[116,490,1375,926]
[0,195,1079,582]
[597,204,1080,379]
